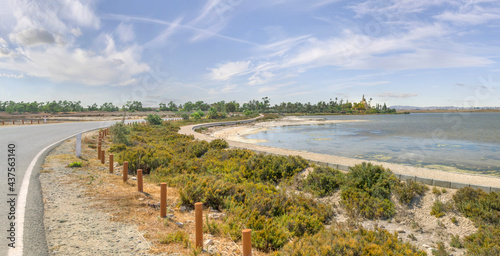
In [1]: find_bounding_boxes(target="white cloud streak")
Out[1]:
[209,61,251,81]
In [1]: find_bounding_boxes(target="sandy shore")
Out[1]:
[211,116,366,143]
[179,117,500,188]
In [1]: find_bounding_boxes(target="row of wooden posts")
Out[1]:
[96,127,252,255]
[1,119,46,125]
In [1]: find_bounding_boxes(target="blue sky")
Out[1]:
[0,0,499,108]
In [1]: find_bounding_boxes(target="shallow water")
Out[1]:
[246,113,500,176]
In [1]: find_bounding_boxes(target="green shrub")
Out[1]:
[109,122,131,145]
[430,200,451,218]
[341,163,397,219]
[394,180,428,205]
[145,114,163,125]
[463,226,500,255]
[276,226,426,255]
[453,187,500,226]
[432,187,442,196]
[432,241,449,256]
[450,234,463,248]
[209,139,228,149]
[302,166,345,197]
[160,230,190,248]
[68,161,82,168]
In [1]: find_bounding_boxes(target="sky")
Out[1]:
[0,0,499,108]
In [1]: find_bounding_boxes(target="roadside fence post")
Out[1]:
[123,161,128,182]
[137,169,143,192]
[97,141,102,160]
[109,154,114,173]
[101,150,105,164]
[242,229,252,256]
[195,202,203,249]
[160,183,167,217]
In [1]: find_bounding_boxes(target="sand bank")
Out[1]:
[179,117,500,188]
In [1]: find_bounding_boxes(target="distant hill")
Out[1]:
[391,105,500,110]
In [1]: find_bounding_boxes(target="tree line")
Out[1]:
[0,96,395,115]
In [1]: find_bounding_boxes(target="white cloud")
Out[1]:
[435,8,500,25]
[59,0,100,29]
[0,37,149,86]
[209,61,251,80]
[256,35,311,57]
[377,92,418,98]
[9,28,56,46]
[350,0,452,17]
[0,73,24,79]
[249,71,274,85]
[116,22,135,43]
[0,37,12,57]
[71,28,82,37]
[186,0,243,42]
[0,0,150,86]
[208,84,240,95]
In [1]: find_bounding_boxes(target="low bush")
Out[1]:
[276,225,426,255]
[430,200,451,218]
[453,187,500,226]
[452,187,500,255]
[160,230,190,248]
[145,114,163,125]
[393,180,428,205]
[209,139,228,149]
[109,122,131,145]
[341,163,397,219]
[302,166,345,197]
[68,161,82,168]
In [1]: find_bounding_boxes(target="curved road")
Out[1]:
[0,120,128,256]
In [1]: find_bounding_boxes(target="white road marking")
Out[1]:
[8,127,108,256]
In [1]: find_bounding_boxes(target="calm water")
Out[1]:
[246,113,500,176]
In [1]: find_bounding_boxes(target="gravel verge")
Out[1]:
[40,137,153,255]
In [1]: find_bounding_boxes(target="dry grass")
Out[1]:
[69,130,263,255]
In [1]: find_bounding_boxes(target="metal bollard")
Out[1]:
[195,202,203,248]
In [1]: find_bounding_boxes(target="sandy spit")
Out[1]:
[179,117,500,188]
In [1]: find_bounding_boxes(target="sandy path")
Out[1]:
[179,117,500,188]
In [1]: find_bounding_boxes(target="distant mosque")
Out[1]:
[361,95,370,109]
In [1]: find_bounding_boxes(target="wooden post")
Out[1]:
[242,229,252,256]
[123,161,128,182]
[109,154,114,173]
[31,120,33,124]
[97,141,101,160]
[195,202,203,249]
[22,120,24,124]
[101,150,105,164]
[38,120,40,124]
[137,169,143,192]
[13,120,15,125]
[160,183,167,217]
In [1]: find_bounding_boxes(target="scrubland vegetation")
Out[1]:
[0,95,395,115]
[106,120,499,255]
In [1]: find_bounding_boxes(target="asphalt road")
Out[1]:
[0,120,125,256]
